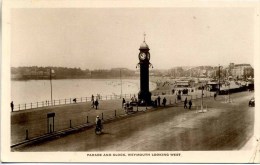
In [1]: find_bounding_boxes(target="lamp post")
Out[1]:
[227,81,231,103]
[228,83,230,103]
[49,68,53,106]
[201,85,204,111]
[218,65,221,94]
[120,69,122,99]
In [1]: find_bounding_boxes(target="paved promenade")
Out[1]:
[11,90,213,145]
[12,91,254,151]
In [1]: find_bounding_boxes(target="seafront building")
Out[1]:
[229,63,253,79]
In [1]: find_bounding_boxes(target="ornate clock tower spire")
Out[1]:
[137,33,152,105]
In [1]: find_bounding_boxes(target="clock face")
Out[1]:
[139,53,146,60]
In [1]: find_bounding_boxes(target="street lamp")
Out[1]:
[120,69,123,99]
[218,65,221,94]
[201,84,204,111]
[49,68,54,106]
[226,81,231,103]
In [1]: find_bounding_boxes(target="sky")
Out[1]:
[11,8,255,70]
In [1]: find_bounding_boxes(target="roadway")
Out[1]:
[13,91,254,151]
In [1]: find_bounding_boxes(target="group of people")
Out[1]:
[122,96,138,112]
[91,94,99,110]
[122,95,170,108]
[175,88,192,96]
[184,97,192,109]
[154,96,167,107]
[130,95,138,103]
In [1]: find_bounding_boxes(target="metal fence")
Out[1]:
[12,93,138,111]
[12,89,215,112]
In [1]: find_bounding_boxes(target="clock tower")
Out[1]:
[137,34,152,105]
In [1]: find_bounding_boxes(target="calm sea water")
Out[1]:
[11,79,156,104]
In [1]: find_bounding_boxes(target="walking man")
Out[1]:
[189,100,192,109]
[11,101,14,112]
[214,92,217,100]
[162,97,167,107]
[184,97,188,109]
[122,98,126,108]
[94,99,99,110]
[95,116,102,131]
[157,96,161,106]
[91,94,95,108]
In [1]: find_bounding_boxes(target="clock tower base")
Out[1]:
[138,91,152,106]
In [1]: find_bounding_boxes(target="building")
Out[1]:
[230,63,253,79]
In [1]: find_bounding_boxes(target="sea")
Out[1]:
[11,79,157,105]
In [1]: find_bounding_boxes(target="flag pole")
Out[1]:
[50,68,53,106]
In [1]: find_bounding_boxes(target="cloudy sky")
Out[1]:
[11,8,255,70]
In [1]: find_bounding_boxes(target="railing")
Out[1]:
[12,93,138,111]
[12,89,215,112]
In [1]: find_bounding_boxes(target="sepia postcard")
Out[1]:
[1,0,260,163]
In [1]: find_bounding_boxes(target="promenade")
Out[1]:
[12,91,254,151]
[11,90,213,146]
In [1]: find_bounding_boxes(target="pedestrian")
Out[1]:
[96,115,100,124]
[178,94,181,100]
[131,97,134,102]
[184,97,188,109]
[214,93,217,100]
[98,94,101,100]
[189,100,192,109]
[11,101,14,112]
[162,97,167,107]
[123,101,127,111]
[134,97,137,102]
[122,98,126,108]
[92,100,95,108]
[157,96,161,106]
[94,99,99,110]
[91,94,95,108]
[95,115,102,130]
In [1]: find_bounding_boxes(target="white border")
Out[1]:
[1,0,260,163]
